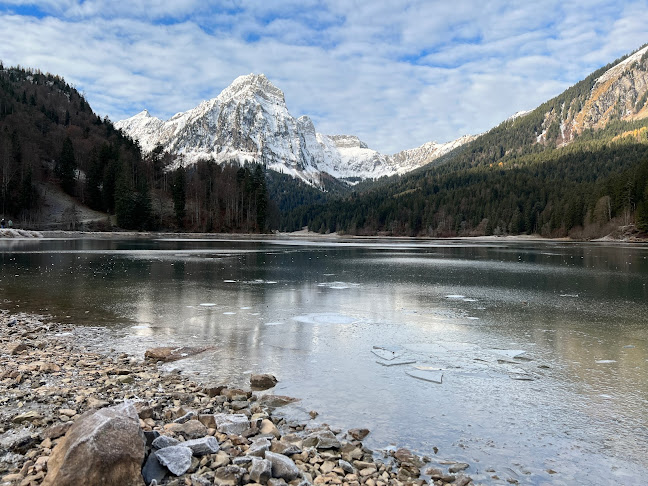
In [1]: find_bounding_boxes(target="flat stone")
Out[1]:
[257,395,299,409]
[155,445,193,476]
[265,451,300,481]
[144,346,210,362]
[12,411,42,424]
[43,422,72,440]
[303,430,340,450]
[250,458,273,484]
[164,420,208,439]
[448,463,470,474]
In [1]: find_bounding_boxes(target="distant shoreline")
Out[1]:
[0,228,646,243]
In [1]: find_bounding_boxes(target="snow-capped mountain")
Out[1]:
[116,74,473,185]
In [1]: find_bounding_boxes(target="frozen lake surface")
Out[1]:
[2,236,648,484]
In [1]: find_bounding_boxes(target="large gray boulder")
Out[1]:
[155,445,193,476]
[42,402,146,486]
[265,451,300,481]
[213,413,250,435]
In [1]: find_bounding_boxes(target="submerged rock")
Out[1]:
[42,402,146,486]
[144,346,211,362]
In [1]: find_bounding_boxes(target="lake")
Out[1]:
[1,236,647,485]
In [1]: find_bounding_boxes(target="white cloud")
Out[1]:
[1,1,647,153]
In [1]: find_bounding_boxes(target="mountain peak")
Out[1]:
[218,73,285,104]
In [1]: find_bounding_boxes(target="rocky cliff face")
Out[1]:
[116,74,473,185]
[534,45,648,145]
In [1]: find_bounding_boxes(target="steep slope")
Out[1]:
[116,74,474,185]
[287,44,648,238]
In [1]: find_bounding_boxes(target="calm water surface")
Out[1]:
[1,237,648,485]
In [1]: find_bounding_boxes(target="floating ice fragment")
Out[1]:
[466,317,480,320]
[264,322,283,326]
[445,294,465,299]
[223,312,236,315]
[463,298,478,302]
[372,348,400,360]
[595,359,617,364]
[240,306,252,310]
[223,280,236,283]
[559,294,579,298]
[491,349,527,359]
[55,332,72,337]
[376,359,416,367]
[200,303,217,307]
[599,394,613,399]
[623,345,635,349]
[405,369,443,384]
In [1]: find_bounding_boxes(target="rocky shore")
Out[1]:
[0,311,474,486]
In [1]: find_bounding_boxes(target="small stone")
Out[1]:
[250,458,273,484]
[339,460,355,473]
[8,342,28,355]
[86,397,109,409]
[247,438,271,457]
[260,419,280,438]
[142,452,168,485]
[348,429,370,441]
[453,476,472,486]
[265,451,301,481]
[448,463,469,474]
[155,445,193,476]
[214,465,246,486]
[182,436,220,455]
[43,422,72,440]
[152,435,181,449]
[213,413,250,435]
[164,420,208,439]
[12,411,42,424]
[58,409,77,417]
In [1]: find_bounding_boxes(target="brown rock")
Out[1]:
[144,346,210,362]
[42,402,146,486]
[250,373,278,390]
[8,342,28,355]
[164,420,208,439]
[348,428,370,441]
[43,422,72,440]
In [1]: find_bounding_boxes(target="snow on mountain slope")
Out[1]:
[116,73,473,185]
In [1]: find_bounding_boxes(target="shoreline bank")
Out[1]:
[0,311,474,486]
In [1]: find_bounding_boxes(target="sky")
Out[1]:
[1,1,647,154]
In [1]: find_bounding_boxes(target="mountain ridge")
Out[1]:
[116,73,476,185]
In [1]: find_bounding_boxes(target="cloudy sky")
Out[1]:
[1,1,647,153]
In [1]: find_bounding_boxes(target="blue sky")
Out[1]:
[1,0,647,153]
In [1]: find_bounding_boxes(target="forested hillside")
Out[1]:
[285,47,648,238]
[0,64,269,232]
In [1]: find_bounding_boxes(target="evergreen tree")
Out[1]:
[172,167,186,227]
[55,137,76,194]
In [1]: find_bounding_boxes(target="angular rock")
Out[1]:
[183,436,220,455]
[339,459,355,473]
[155,445,193,476]
[214,465,246,486]
[250,373,278,390]
[260,418,280,438]
[250,458,273,484]
[270,440,301,456]
[394,448,423,467]
[213,413,250,435]
[348,428,370,441]
[43,422,72,440]
[303,430,340,450]
[12,410,41,424]
[247,437,271,457]
[142,452,167,485]
[42,402,146,486]
[265,451,300,481]
[257,395,299,409]
[164,420,208,439]
[143,430,160,447]
[152,435,180,450]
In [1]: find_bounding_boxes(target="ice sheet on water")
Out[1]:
[372,348,400,360]
[317,281,358,290]
[405,369,443,384]
[293,313,359,325]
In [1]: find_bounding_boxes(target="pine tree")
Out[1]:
[55,137,76,194]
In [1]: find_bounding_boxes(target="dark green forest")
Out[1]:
[0,64,269,232]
